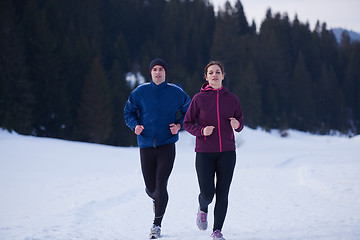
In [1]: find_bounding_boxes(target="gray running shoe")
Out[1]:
[149,224,161,239]
[211,230,225,240]
[196,208,208,230]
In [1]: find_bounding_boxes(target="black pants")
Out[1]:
[196,150,236,231]
[140,143,175,227]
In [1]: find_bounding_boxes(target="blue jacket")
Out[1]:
[124,80,191,148]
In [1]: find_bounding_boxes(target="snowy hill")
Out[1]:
[332,28,360,43]
[1,128,360,240]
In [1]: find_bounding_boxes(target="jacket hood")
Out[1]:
[200,82,224,92]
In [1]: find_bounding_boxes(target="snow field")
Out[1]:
[1,127,360,240]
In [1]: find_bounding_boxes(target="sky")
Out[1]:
[211,0,360,33]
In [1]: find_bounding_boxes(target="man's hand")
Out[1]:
[170,123,181,135]
[134,125,144,135]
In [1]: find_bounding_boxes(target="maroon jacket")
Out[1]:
[184,83,244,153]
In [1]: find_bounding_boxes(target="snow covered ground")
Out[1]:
[1,127,360,240]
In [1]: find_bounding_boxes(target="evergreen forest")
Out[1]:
[1,0,360,146]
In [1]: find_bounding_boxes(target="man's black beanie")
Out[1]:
[149,58,168,75]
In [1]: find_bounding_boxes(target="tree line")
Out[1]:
[1,0,359,146]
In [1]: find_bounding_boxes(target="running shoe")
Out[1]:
[211,230,225,240]
[196,208,208,230]
[149,224,161,239]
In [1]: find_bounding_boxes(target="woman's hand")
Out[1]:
[229,117,240,129]
[203,126,215,136]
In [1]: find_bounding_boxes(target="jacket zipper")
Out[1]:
[217,90,222,152]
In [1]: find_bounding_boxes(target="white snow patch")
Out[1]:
[126,72,146,89]
[1,127,359,240]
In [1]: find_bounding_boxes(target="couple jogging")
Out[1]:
[124,58,244,240]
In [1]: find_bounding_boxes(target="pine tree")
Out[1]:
[77,58,112,144]
[108,59,136,146]
[263,86,279,130]
[233,0,253,35]
[291,52,315,131]
[234,61,262,128]
[211,0,252,90]
[319,23,338,69]
[316,64,347,133]
[342,42,360,132]
[0,0,34,134]
[27,8,70,137]
[258,10,293,118]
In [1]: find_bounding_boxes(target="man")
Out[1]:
[124,58,191,239]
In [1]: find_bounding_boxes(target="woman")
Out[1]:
[124,58,191,239]
[183,61,243,240]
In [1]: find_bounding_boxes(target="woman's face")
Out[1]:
[205,64,224,89]
[151,65,166,85]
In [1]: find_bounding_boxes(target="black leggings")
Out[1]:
[140,143,175,226]
[196,150,236,231]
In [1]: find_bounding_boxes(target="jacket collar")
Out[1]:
[200,82,224,92]
[150,79,167,89]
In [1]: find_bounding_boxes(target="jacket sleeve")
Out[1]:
[124,91,140,131]
[183,97,203,136]
[176,92,191,129]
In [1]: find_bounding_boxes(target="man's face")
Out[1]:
[151,65,166,85]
